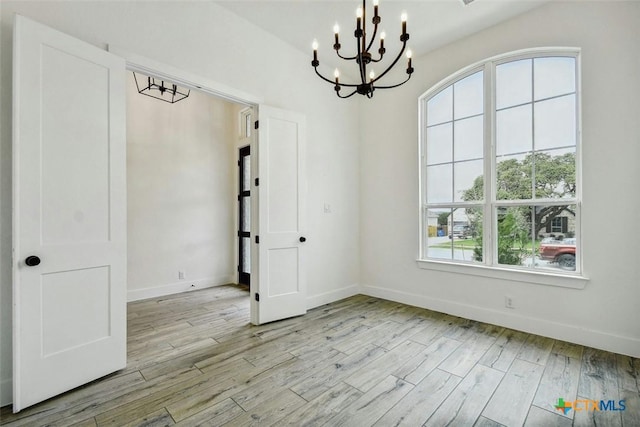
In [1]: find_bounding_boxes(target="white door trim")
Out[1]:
[107,46,263,107]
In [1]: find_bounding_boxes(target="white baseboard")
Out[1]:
[0,377,12,407]
[127,275,236,302]
[362,284,640,359]
[306,283,361,310]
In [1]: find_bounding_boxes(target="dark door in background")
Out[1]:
[238,145,251,285]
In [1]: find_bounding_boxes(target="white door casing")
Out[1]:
[12,15,126,411]
[252,106,307,325]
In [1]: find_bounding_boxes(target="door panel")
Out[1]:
[253,106,306,325]
[266,120,299,232]
[12,15,126,411]
[42,267,111,356]
[41,47,111,244]
[267,248,300,296]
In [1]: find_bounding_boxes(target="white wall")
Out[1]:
[0,1,361,405]
[126,75,237,301]
[359,1,640,358]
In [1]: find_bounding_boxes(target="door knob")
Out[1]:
[25,256,41,267]
[299,237,307,243]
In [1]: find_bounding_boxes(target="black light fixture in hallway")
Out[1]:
[133,72,190,104]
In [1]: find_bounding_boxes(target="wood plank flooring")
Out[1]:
[1,284,638,426]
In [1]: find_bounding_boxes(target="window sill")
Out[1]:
[416,259,588,289]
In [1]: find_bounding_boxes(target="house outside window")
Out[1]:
[419,48,581,275]
[550,216,566,234]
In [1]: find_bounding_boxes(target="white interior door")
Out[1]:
[12,15,126,412]
[251,106,307,325]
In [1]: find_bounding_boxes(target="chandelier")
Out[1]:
[311,0,414,99]
[133,72,190,104]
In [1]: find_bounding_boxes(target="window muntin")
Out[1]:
[421,50,580,275]
[424,70,485,205]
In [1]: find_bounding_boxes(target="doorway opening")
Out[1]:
[125,68,254,304]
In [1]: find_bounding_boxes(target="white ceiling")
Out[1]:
[216,0,550,62]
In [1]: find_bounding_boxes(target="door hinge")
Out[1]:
[254,177,259,186]
[255,235,260,244]
[255,293,260,302]
[254,120,259,130]
[237,194,241,202]
[237,265,240,272]
[237,160,240,166]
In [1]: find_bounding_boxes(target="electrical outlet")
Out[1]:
[505,295,515,309]
[178,271,185,280]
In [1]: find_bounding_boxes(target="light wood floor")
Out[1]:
[1,284,639,426]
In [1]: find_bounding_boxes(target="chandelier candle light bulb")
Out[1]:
[310,0,414,98]
[312,39,319,65]
[401,12,407,36]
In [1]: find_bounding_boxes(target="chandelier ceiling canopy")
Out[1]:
[311,0,414,99]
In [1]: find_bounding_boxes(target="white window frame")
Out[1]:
[240,107,252,139]
[417,47,588,289]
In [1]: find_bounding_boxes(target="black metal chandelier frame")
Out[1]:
[133,72,190,104]
[311,0,414,99]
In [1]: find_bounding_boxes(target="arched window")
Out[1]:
[419,48,581,277]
